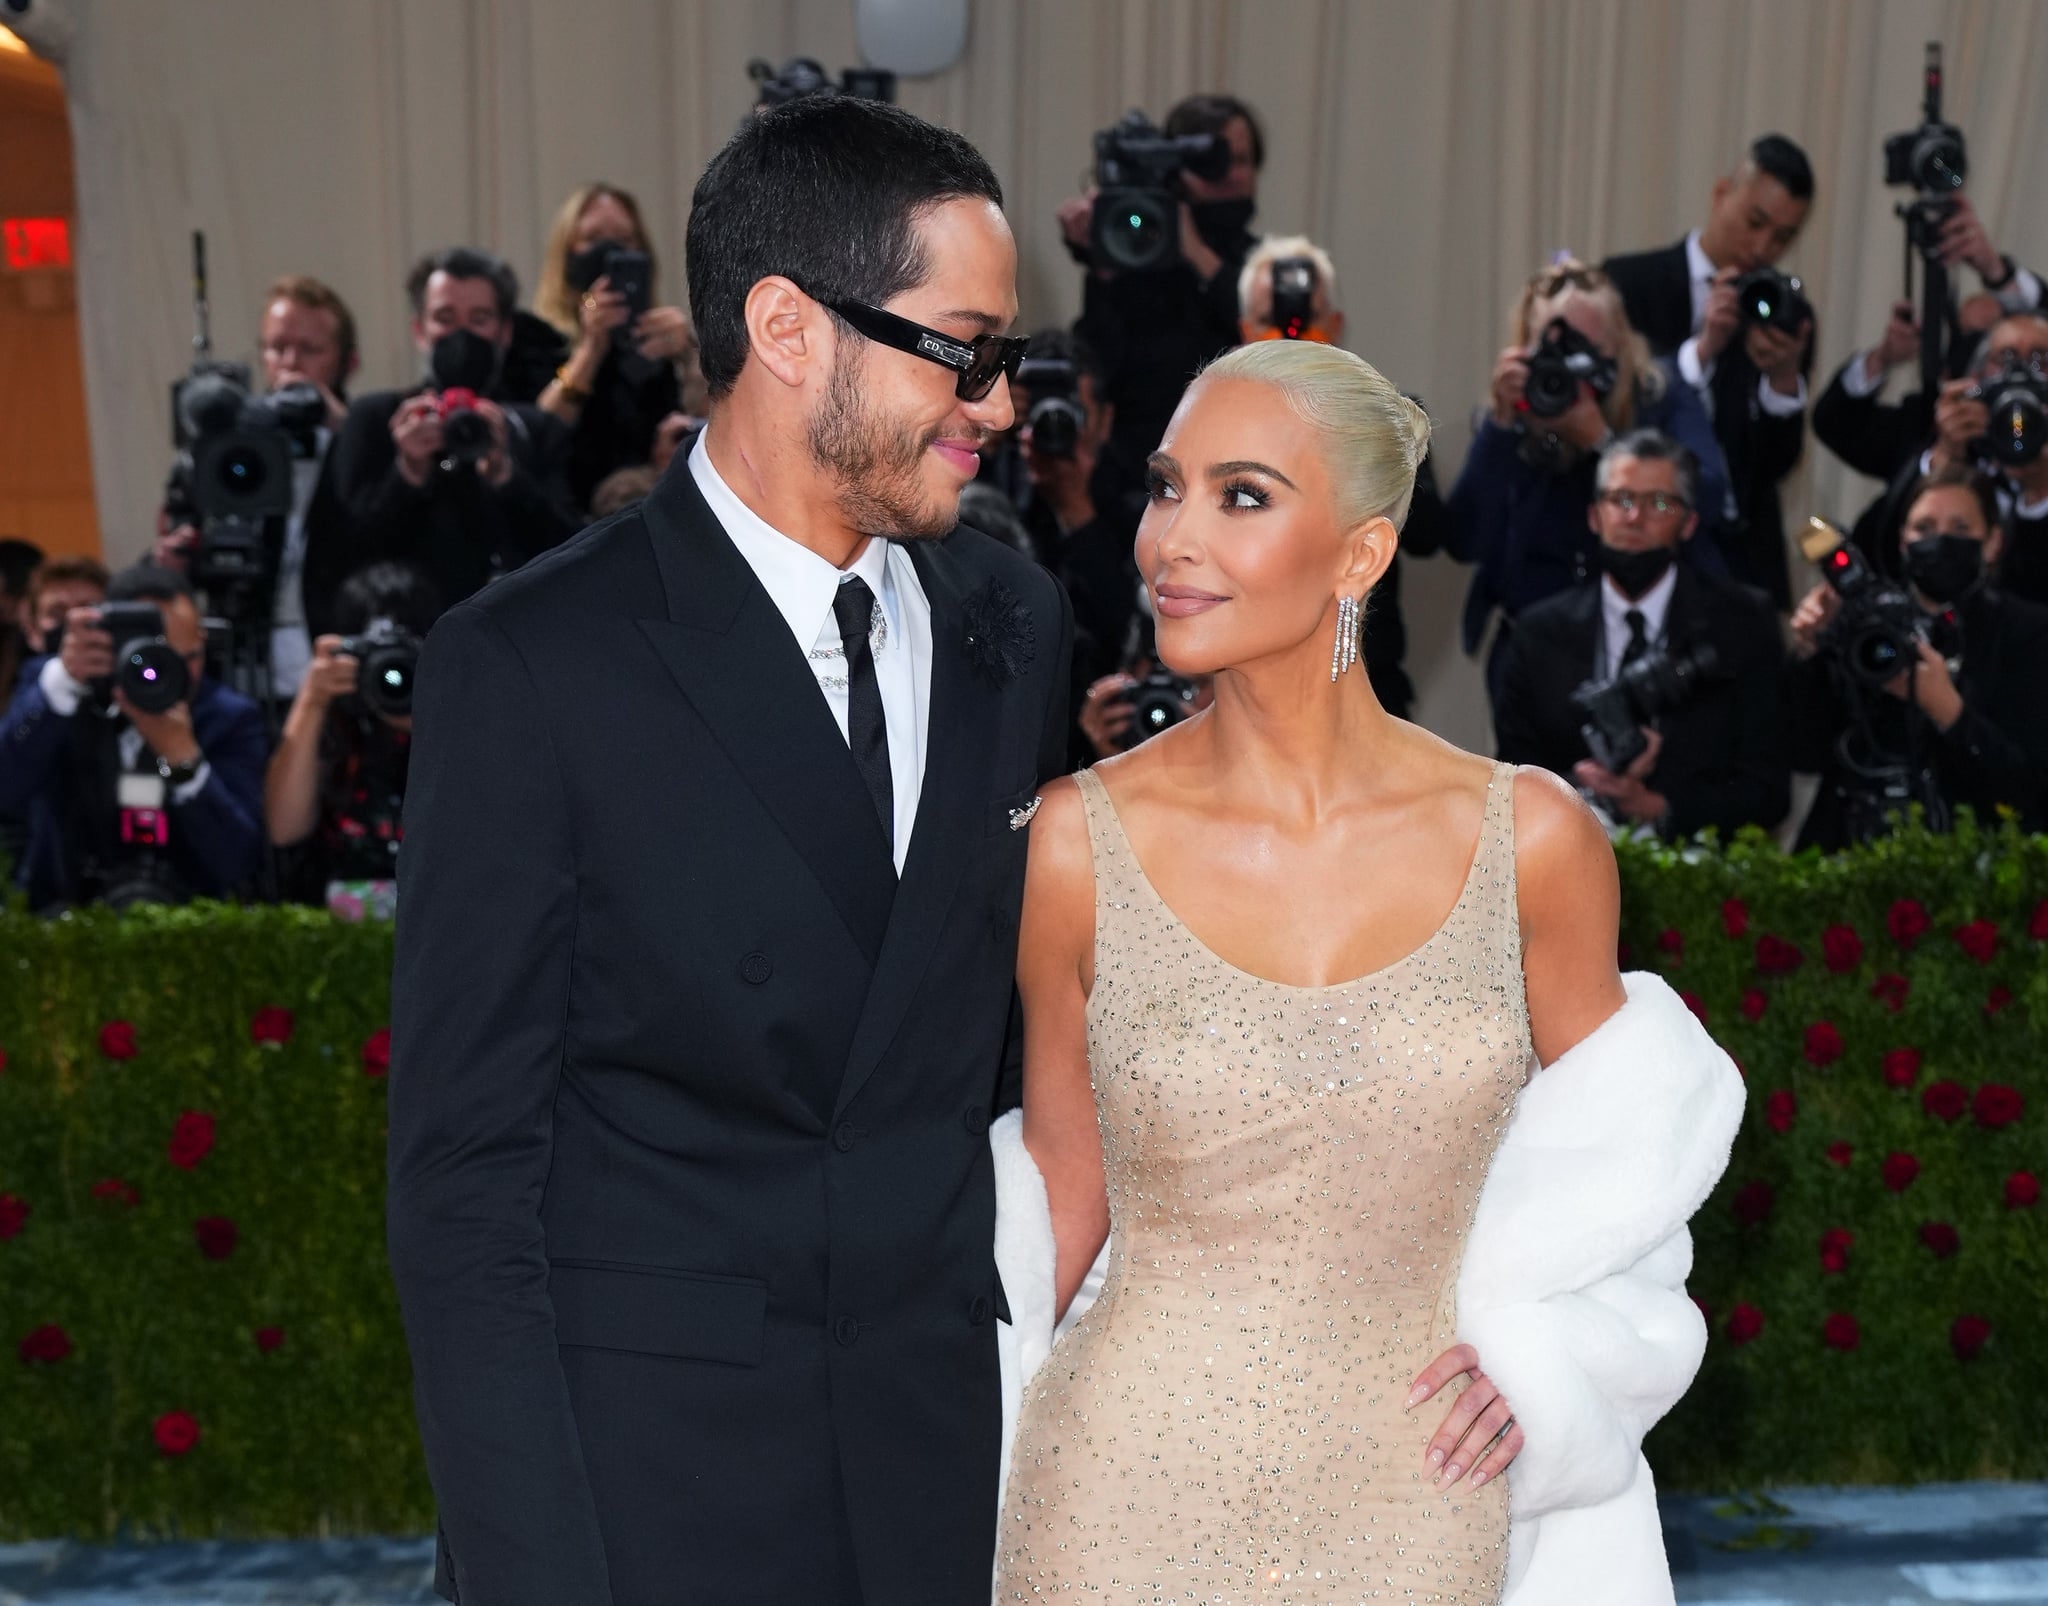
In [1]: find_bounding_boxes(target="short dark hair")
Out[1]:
[1024,327,1106,394]
[106,562,197,609]
[333,560,443,639]
[1165,93,1266,170]
[1904,462,2003,536]
[405,247,519,321]
[1596,428,1700,511]
[0,537,44,600]
[1748,134,1814,202]
[685,96,1004,398]
[26,554,108,615]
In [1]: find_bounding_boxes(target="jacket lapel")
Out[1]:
[635,466,896,965]
[833,536,1002,1116]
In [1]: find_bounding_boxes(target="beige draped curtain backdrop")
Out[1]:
[38,0,2048,744]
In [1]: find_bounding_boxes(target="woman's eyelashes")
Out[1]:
[1143,468,1181,503]
[1144,469,1272,510]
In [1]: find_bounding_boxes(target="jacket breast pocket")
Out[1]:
[549,1258,767,1367]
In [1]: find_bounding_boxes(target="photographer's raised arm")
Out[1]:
[331,392,436,562]
[385,604,612,1606]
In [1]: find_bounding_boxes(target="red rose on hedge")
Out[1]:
[1727,1303,1764,1344]
[1656,928,1684,962]
[253,1327,284,1353]
[1802,1022,1844,1067]
[1755,934,1803,975]
[1819,1227,1853,1273]
[1923,1081,1968,1122]
[1883,1152,1920,1192]
[1821,924,1864,974]
[1722,898,1750,938]
[249,1006,294,1046]
[167,1111,215,1170]
[2008,1171,2041,1209]
[1765,1090,1797,1132]
[2031,899,2048,941]
[361,1027,392,1079]
[1826,1142,1853,1167]
[1822,1312,1860,1350]
[1887,899,1930,948]
[1882,1047,1923,1088]
[1739,989,1768,1022]
[1680,992,1707,1024]
[1733,1181,1775,1224]
[18,1323,70,1363]
[153,1411,200,1456]
[1973,1084,2024,1128]
[1951,1315,1991,1360]
[1985,985,2015,1015]
[1919,1222,1960,1259]
[1953,919,1999,964]
[98,1020,137,1060]
[0,1193,26,1239]
[1871,973,1910,1013]
[193,1217,238,1260]
[90,1178,140,1208]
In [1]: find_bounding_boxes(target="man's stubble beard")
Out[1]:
[806,347,968,543]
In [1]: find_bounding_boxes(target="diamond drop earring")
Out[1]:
[1329,594,1360,681]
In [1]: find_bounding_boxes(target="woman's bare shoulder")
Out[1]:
[1509,764,1618,899]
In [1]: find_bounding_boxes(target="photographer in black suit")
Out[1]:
[1604,134,1815,608]
[1495,429,1789,839]
[387,97,1071,1606]
[330,248,577,619]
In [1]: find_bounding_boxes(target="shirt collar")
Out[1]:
[688,428,893,651]
[1684,230,1716,287]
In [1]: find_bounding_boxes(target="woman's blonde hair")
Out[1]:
[1200,341,1432,531]
[534,182,657,337]
[1511,257,1661,433]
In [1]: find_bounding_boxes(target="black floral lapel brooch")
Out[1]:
[960,578,1036,688]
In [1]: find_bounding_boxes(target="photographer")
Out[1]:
[1076,615,1216,762]
[1604,134,1816,608]
[1817,310,2048,609]
[1446,258,1731,705]
[0,564,266,911]
[1236,235,1449,720]
[1494,430,1789,839]
[1788,465,2048,849]
[154,275,363,702]
[266,562,436,917]
[1064,94,1263,512]
[516,183,690,514]
[329,248,578,618]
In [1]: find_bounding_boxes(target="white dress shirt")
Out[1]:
[1674,229,1808,420]
[1599,562,1678,678]
[688,431,931,872]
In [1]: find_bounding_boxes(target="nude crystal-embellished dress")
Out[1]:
[997,763,1532,1604]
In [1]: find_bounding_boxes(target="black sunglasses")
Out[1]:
[819,296,1027,402]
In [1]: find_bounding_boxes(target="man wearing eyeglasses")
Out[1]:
[1493,429,1789,840]
[386,94,1073,1606]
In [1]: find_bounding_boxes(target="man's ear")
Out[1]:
[409,318,427,354]
[744,276,826,391]
[1677,510,1699,544]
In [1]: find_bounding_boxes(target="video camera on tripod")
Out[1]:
[1885,42,1970,392]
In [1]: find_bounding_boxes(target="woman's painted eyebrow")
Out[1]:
[1146,452,1181,478]
[1207,459,1298,491]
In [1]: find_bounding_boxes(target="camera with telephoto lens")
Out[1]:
[170,367,313,596]
[1120,665,1201,748]
[1735,266,1811,336]
[1570,642,1722,776]
[48,601,192,715]
[1799,517,1957,690]
[1016,353,1085,459]
[747,57,895,107]
[336,617,423,721]
[1963,350,2048,468]
[1521,318,1619,420]
[1269,256,1317,339]
[1088,110,1233,275]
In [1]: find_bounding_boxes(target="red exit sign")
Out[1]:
[3,217,71,270]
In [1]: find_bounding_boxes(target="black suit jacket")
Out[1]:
[1605,240,1810,608]
[386,462,1072,1606]
[1493,564,1790,839]
[330,387,578,619]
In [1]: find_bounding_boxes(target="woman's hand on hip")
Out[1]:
[1408,1342,1523,1489]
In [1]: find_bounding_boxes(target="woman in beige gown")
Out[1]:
[999,341,1628,1603]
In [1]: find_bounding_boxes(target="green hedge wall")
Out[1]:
[1,817,2043,1537]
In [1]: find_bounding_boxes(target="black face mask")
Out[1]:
[1188,197,1255,254]
[563,242,617,295]
[1902,534,1986,604]
[1598,543,1676,600]
[428,328,502,395]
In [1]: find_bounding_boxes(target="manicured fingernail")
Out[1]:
[1405,1384,1428,1409]
[1444,1463,1461,1484]
[1428,1448,1444,1467]
[1472,1471,1488,1487]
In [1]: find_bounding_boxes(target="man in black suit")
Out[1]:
[387,97,1071,1606]
[1495,429,1789,840]
[1605,134,1815,609]
[330,248,577,619]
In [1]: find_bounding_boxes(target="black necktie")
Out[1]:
[831,577,893,852]
[1622,607,1649,668]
